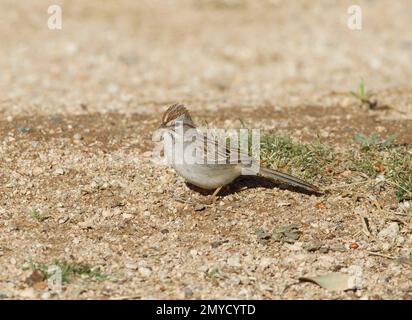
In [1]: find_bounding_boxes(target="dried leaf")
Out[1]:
[272,225,300,244]
[303,242,323,252]
[256,228,271,240]
[299,272,356,291]
[330,245,347,252]
[256,228,271,245]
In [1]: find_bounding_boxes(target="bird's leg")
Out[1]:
[208,186,223,204]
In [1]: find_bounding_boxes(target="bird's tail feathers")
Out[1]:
[258,167,320,193]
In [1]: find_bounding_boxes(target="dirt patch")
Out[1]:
[0,0,411,300]
[1,105,411,299]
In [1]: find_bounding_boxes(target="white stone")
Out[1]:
[227,254,241,267]
[139,266,152,277]
[125,263,138,270]
[259,257,274,268]
[378,222,399,240]
[53,168,64,175]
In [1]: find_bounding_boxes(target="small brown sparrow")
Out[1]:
[154,104,320,196]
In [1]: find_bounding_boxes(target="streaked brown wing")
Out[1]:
[193,131,253,166]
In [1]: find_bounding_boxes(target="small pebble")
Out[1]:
[139,266,152,277]
[194,204,206,212]
[53,168,64,175]
[125,263,138,270]
[73,133,83,140]
[378,222,399,240]
[184,287,193,298]
[17,127,32,134]
[58,217,69,224]
[227,255,241,267]
[32,167,43,176]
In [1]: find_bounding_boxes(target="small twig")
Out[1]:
[110,295,142,300]
[385,180,412,196]
[359,213,372,237]
[368,252,396,260]
[389,217,408,225]
[176,196,239,214]
[394,212,408,216]
[388,106,407,114]
[369,197,389,220]
[217,206,238,214]
[353,230,362,238]
[325,179,370,190]
[175,197,213,208]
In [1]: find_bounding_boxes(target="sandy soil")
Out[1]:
[0,0,411,299]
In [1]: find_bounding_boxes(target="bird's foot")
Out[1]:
[206,186,223,205]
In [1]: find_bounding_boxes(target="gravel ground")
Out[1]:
[0,0,411,299]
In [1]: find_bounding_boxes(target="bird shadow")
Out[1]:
[185,175,323,198]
